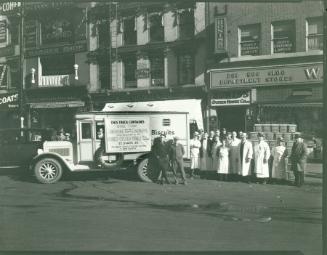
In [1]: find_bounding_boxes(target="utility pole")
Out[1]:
[19,0,25,128]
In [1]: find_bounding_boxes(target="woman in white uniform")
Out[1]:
[217,139,230,181]
[254,132,271,184]
[190,131,201,178]
[271,137,288,182]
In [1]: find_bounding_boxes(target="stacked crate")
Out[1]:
[251,123,297,181]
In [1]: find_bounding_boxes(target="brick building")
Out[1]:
[206,0,323,136]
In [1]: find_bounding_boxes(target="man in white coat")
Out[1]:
[239,132,253,183]
[254,132,271,184]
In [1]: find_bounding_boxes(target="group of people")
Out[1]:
[152,128,308,187]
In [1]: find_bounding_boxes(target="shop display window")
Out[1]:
[178,53,194,85]
[272,20,296,53]
[239,24,261,56]
[149,13,164,42]
[307,17,323,51]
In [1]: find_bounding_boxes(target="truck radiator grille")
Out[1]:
[48,148,70,157]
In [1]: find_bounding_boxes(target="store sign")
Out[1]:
[25,2,74,11]
[136,68,150,79]
[215,17,227,53]
[211,92,250,106]
[0,21,7,43]
[0,45,14,57]
[241,41,259,56]
[0,2,20,14]
[210,62,323,88]
[0,92,19,111]
[25,43,87,58]
[273,38,294,53]
[104,116,151,153]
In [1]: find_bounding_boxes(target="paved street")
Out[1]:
[0,164,322,254]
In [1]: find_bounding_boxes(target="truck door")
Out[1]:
[77,121,94,162]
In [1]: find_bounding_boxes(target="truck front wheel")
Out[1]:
[34,158,63,184]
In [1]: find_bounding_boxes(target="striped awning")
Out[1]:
[260,102,322,108]
[29,101,85,109]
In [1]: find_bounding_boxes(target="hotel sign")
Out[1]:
[211,91,250,106]
[210,62,323,88]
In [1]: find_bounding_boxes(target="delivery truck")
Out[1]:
[30,99,203,184]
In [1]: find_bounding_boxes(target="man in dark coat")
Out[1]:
[152,134,170,185]
[290,133,308,187]
[169,136,187,185]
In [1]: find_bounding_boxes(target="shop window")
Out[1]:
[149,14,164,42]
[81,123,92,139]
[307,17,323,51]
[272,20,296,54]
[179,10,194,40]
[41,54,74,75]
[123,55,137,88]
[177,53,194,85]
[123,16,136,45]
[239,24,261,56]
[149,53,164,87]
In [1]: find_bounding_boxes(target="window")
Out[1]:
[149,14,164,42]
[81,123,92,139]
[149,54,164,87]
[239,24,261,56]
[98,20,110,49]
[99,61,110,89]
[123,55,137,88]
[41,54,74,75]
[123,17,136,45]
[96,122,105,140]
[272,20,296,53]
[307,17,323,51]
[179,10,194,39]
[178,53,194,85]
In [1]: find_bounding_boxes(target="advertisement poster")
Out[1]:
[105,116,151,153]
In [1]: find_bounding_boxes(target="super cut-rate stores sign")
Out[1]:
[105,116,151,153]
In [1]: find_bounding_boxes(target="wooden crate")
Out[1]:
[279,124,288,133]
[265,132,274,140]
[288,124,297,133]
[249,132,258,140]
[271,124,279,133]
[284,133,292,141]
[254,124,263,132]
[262,124,271,132]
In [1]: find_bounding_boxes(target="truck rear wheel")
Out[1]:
[137,158,153,183]
[34,158,63,184]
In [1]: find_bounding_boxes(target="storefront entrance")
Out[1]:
[216,106,246,132]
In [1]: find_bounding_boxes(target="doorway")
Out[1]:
[216,106,246,132]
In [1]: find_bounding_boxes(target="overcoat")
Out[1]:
[290,141,308,172]
[239,140,253,176]
[254,140,271,178]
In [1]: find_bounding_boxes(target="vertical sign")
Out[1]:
[24,20,38,48]
[215,17,227,53]
[0,20,7,43]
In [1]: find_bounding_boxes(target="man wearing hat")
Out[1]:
[169,136,187,185]
[254,132,271,184]
[271,137,288,182]
[290,133,308,187]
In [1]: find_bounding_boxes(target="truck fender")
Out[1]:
[30,152,73,172]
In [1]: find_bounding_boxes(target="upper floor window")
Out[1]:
[99,60,110,89]
[123,16,136,45]
[123,55,137,88]
[272,20,296,54]
[149,14,164,42]
[178,53,194,85]
[149,53,164,87]
[239,24,261,56]
[41,54,74,75]
[178,9,194,40]
[40,9,86,46]
[307,17,323,51]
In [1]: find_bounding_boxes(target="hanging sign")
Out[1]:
[0,20,7,43]
[0,92,19,111]
[0,2,20,15]
[215,17,227,53]
[211,92,251,106]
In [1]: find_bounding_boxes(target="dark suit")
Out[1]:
[290,141,308,187]
[152,137,170,184]
[169,142,186,182]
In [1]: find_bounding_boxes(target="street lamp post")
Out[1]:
[19,1,24,128]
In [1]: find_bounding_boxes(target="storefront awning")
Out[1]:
[260,102,322,108]
[29,101,85,109]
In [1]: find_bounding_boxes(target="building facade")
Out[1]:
[0,2,21,128]
[206,0,323,136]
[88,1,208,124]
